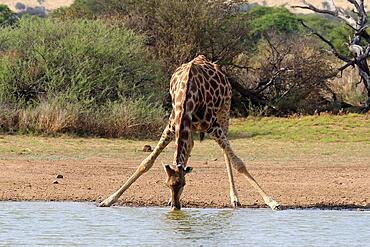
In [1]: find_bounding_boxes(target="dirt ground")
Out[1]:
[0,135,369,209]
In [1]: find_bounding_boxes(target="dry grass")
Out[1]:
[329,69,367,106]
[18,102,79,134]
[0,100,165,139]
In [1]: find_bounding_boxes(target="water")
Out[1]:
[0,202,369,247]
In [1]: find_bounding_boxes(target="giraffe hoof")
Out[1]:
[98,202,109,207]
[232,201,241,208]
[273,204,283,211]
[265,196,281,211]
[98,197,115,207]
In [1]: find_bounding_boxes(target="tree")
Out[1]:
[243,6,301,41]
[293,0,370,112]
[230,35,336,115]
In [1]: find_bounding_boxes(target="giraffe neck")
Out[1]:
[171,55,223,167]
[172,64,194,167]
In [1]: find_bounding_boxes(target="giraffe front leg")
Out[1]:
[230,155,281,210]
[223,152,241,208]
[99,124,174,207]
[209,126,281,211]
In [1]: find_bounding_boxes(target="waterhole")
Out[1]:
[0,202,369,246]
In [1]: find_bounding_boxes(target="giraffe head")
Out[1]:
[164,164,192,210]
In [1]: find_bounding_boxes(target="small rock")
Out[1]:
[142,145,153,152]
[56,174,64,179]
[53,180,59,184]
[212,158,217,161]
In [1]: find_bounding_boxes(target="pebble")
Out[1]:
[142,145,153,152]
[53,180,59,184]
[56,174,64,179]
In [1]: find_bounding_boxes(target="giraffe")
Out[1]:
[99,55,281,210]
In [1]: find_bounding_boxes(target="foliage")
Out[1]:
[117,0,249,73]
[243,6,300,42]
[299,14,352,56]
[0,4,17,25]
[0,1,363,138]
[232,35,335,115]
[329,69,367,107]
[0,17,166,138]
[53,0,249,74]
[0,17,165,107]
[51,0,112,19]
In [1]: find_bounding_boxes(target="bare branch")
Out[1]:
[299,20,352,62]
[291,1,337,16]
[293,0,370,111]
[292,0,359,29]
[254,68,290,94]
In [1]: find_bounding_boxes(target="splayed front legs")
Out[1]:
[99,125,174,207]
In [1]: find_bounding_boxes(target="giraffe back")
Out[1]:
[170,55,232,132]
[169,55,232,165]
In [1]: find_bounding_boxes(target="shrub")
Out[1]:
[55,0,249,74]
[243,6,300,41]
[116,0,248,74]
[51,0,111,19]
[233,35,336,115]
[0,17,165,107]
[0,17,166,138]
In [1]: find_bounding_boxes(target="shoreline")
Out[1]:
[1,199,369,211]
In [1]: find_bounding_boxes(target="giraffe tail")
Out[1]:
[199,132,205,142]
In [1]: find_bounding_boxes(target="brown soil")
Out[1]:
[1,156,369,209]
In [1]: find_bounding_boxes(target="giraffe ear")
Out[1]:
[184,166,193,174]
[164,164,176,176]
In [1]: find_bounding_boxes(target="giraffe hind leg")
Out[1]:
[208,126,281,210]
[99,124,175,207]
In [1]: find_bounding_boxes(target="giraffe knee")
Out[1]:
[231,157,246,173]
[138,159,154,173]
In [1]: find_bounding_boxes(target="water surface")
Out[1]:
[0,202,369,246]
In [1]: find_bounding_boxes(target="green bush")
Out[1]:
[0,17,166,138]
[0,17,165,106]
[55,0,249,73]
[51,0,112,19]
[243,6,300,41]
[119,0,249,72]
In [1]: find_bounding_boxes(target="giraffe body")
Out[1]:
[99,55,280,210]
[169,55,232,167]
